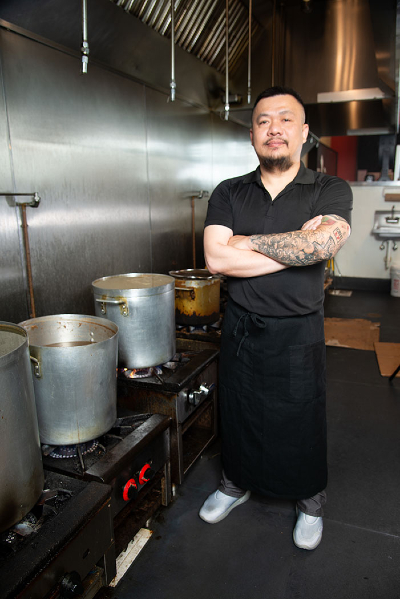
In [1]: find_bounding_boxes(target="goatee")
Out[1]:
[259,155,293,173]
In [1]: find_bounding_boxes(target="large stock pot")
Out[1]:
[0,322,44,532]
[19,314,118,446]
[169,269,221,326]
[92,273,176,368]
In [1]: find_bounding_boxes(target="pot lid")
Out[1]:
[169,269,217,280]
[92,273,175,296]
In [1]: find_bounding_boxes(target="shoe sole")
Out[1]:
[199,491,251,524]
[292,532,323,550]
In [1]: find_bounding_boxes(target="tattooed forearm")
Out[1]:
[248,215,350,266]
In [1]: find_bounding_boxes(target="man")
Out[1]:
[199,86,352,550]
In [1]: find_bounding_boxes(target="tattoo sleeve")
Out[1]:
[249,214,350,266]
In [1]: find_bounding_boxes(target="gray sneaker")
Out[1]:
[293,510,323,550]
[199,490,251,524]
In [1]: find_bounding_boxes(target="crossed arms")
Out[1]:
[204,214,351,277]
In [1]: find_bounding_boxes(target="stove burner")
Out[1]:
[0,483,74,559]
[41,413,154,478]
[43,439,99,459]
[118,354,194,383]
[121,366,163,379]
[5,512,40,542]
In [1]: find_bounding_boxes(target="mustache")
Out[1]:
[264,139,288,146]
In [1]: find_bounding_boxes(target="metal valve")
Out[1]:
[187,382,215,406]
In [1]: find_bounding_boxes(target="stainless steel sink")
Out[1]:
[372,207,400,239]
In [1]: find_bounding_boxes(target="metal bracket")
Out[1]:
[0,192,40,208]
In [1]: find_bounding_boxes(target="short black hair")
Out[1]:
[252,86,307,123]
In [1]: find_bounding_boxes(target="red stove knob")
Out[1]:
[139,464,154,485]
[123,478,138,501]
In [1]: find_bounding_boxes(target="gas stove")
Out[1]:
[0,472,115,599]
[41,412,172,523]
[0,412,172,598]
[118,339,219,485]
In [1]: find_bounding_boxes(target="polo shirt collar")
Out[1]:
[243,161,315,187]
[294,161,315,184]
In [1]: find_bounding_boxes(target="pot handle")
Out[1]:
[95,298,129,316]
[175,287,196,300]
[30,356,42,378]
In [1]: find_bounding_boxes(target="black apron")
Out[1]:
[219,299,327,500]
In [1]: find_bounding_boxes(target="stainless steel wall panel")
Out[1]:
[1,30,151,318]
[146,88,213,272]
[210,112,257,190]
[0,38,27,322]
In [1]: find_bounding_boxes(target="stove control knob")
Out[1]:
[139,464,155,485]
[123,478,138,501]
[188,382,215,406]
[60,571,84,598]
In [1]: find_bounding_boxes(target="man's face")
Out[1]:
[250,94,309,172]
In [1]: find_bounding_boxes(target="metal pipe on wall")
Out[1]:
[191,191,209,269]
[191,196,197,268]
[271,0,276,86]
[247,0,252,104]
[1,193,40,318]
[224,0,229,120]
[170,0,176,101]
[20,204,36,318]
[81,0,89,74]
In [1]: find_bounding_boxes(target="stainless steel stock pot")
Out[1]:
[19,314,118,446]
[169,269,221,326]
[0,322,44,532]
[92,273,176,368]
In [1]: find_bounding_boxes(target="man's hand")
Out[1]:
[227,235,252,250]
[301,215,323,231]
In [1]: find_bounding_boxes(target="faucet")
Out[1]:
[386,205,399,224]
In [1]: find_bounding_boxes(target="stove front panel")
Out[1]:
[85,419,171,518]
[118,359,218,425]
[117,354,218,485]
[175,359,217,423]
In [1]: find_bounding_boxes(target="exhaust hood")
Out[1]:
[281,0,397,136]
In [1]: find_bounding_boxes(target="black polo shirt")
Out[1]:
[204,162,353,316]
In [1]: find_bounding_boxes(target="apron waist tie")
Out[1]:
[232,311,268,357]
